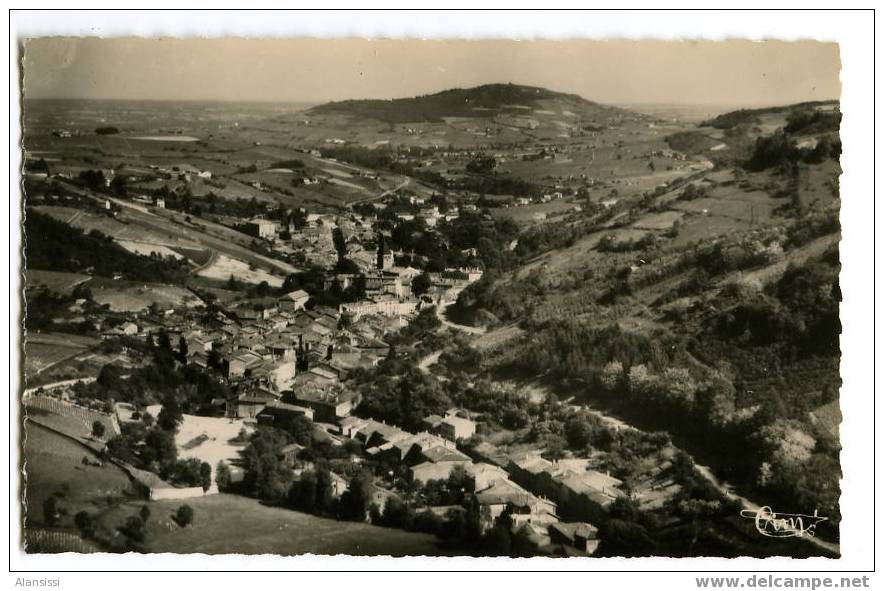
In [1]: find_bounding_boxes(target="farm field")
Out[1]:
[89,280,204,312]
[108,493,454,556]
[24,333,98,376]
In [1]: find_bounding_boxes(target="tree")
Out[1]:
[200,462,212,492]
[338,471,373,522]
[215,461,232,492]
[597,519,657,557]
[379,496,415,529]
[156,329,172,351]
[240,427,294,501]
[91,420,106,440]
[481,522,512,556]
[110,175,128,197]
[466,155,497,175]
[177,335,189,364]
[74,511,95,538]
[97,364,125,392]
[176,504,194,527]
[144,428,178,466]
[411,272,432,297]
[289,470,319,513]
[78,169,106,191]
[564,415,596,449]
[157,397,183,432]
[43,496,59,526]
[314,467,335,514]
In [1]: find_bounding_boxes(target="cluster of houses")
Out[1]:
[333,410,605,555]
[103,279,401,425]
[507,451,625,525]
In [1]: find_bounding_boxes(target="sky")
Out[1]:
[22,38,841,107]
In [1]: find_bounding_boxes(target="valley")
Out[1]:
[21,83,841,559]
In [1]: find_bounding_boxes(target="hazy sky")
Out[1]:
[22,38,840,106]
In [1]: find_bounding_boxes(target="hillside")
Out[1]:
[453,97,843,540]
[308,83,625,124]
[701,100,840,130]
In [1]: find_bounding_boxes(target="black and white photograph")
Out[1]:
[7,7,877,582]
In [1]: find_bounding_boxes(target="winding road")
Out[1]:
[435,301,486,336]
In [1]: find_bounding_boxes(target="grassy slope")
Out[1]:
[22,422,138,533]
[108,494,453,556]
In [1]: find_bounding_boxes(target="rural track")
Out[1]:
[348,177,411,208]
[191,249,219,273]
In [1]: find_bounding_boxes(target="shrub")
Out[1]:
[176,504,194,527]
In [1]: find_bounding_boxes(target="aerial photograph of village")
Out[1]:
[18,36,842,559]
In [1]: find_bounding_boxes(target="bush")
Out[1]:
[176,504,194,527]
[91,421,106,439]
[119,515,145,543]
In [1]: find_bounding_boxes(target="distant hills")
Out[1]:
[702,100,840,130]
[307,83,623,124]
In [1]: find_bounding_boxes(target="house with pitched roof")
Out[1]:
[278,289,310,312]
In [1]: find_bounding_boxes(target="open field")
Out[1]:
[491,200,580,224]
[632,210,684,231]
[106,493,453,556]
[117,240,185,260]
[196,254,284,286]
[89,279,204,312]
[146,406,253,483]
[24,333,98,376]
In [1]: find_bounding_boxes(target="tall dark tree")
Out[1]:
[177,335,189,365]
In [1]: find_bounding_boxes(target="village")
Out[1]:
[23,176,640,555]
[19,72,844,559]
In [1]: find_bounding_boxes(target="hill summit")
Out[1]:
[307,83,608,124]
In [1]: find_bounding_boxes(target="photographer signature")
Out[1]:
[740,506,828,538]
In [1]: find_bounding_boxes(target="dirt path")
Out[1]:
[191,249,219,273]
[417,350,442,373]
[436,302,486,336]
[349,177,410,208]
